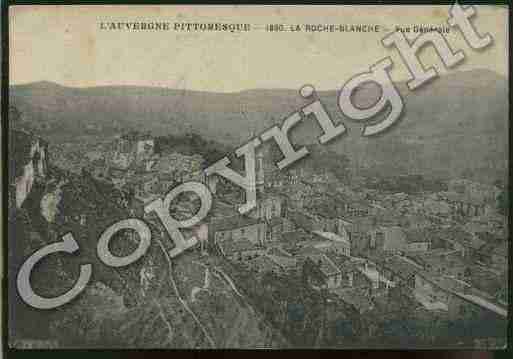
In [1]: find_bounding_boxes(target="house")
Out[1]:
[217,238,264,262]
[267,217,295,241]
[399,214,432,229]
[467,213,507,237]
[312,231,351,257]
[248,191,285,221]
[279,231,315,254]
[377,255,461,314]
[411,251,472,280]
[448,179,500,205]
[156,152,204,177]
[402,228,431,253]
[381,254,508,320]
[306,204,348,235]
[208,200,240,220]
[110,144,135,169]
[210,215,267,246]
[134,136,155,160]
[370,226,406,253]
[433,227,486,258]
[344,201,372,217]
[325,255,363,289]
[108,167,128,188]
[280,182,314,209]
[303,253,344,290]
[287,210,323,232]
[112,132,155,163]
[355,258,395,293]
[422,197,451,216]
[126,174,160,199]
[378,255,422,289]
[266,254,298,274]
[440,192,486,218]
[140,155,160,173]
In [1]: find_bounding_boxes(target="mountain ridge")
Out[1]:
[10,69,508,184]
[11,68,507,93]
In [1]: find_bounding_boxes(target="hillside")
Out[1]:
[9,160,287,348]
[10,69,508,183]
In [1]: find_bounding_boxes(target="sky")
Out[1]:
[9,5,509,92]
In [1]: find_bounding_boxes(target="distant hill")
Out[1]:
[10,69,508,183]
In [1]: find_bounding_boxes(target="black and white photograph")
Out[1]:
[6,4,509,349]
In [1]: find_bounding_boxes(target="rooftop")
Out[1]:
[379,255,423,281]
[120,131,153,142]
[268,217,287,227]
[411,251,471,271]
[281,231,313,243]
[342,217,377,233]
[403,228,432,243]
[326,253,361,273]
[439,191,485,206]
[218,238,260,256]
[211,215,263,232]
[266,254,297,269]
[306,253,341,277]
[312,231,350,246]
[432,227,485,250]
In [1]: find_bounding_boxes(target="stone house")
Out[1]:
[217,238,265,262]
[412,252,473,280]
[402,228,431,253]
[211,215,267,246]
[248,192,285,221]
[303,253,344,290]
[441,192,486,218]
[369,226,405,253]
[266,217,296,241]
[312,231,351,257]
[433,227,486,259]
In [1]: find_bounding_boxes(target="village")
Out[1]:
[9,126,509,348]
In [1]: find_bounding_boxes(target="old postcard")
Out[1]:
[7,4,509,349]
